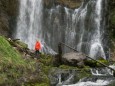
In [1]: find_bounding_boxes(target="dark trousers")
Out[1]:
[35,50,40,58]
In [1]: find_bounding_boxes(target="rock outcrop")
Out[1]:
[62,52,87,67]
[44,0,83,9]
[109,0,115,60]
[0,0,19,37]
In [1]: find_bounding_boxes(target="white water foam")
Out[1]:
[63,79,110,86]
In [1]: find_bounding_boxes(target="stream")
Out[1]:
[55,65,115,86]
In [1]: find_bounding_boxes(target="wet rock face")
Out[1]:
[0,2,9,36]
[56,0,83,9]
[0,0,19,37]
[109,0,115,37]
[0,13,9,36]
[109,0,115,60]
[44,0,83,9]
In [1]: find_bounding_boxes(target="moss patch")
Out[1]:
[84,59,109,67]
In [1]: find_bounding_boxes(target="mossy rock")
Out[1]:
[111,13,115,26]
[14,40,28,49]
[96,59,109,67]
[84,59,109,67]
[84,60,97,67]
[59,65,78,70]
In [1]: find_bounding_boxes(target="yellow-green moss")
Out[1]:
[0,36,24,65]
[84,59,109,67]
[39,54,53,66]
[59,65,78,70]
[15,40,28,49]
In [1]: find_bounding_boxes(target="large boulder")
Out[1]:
[62,52,87,67]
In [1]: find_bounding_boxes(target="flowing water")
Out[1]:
[14,0,108,59]
[48,65,115,86]
[43,0,108,59]
[56,66,115,86]
[14,0,43,49]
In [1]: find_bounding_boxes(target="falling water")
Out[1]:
[43,0,107,59]
[15,0,108,58]
[14,0,43,49]
[65,0,106,59]
[89,0,106,59]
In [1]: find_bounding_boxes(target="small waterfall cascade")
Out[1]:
[57,71,76,86]
[48,67,115,86]
[73,65,115,86]
[14,0,108,58]
[91,67,114,76]
[49,69,78,86]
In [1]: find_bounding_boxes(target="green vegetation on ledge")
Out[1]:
[0,36,49,86]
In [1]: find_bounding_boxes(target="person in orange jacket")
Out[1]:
[35,40,41,57]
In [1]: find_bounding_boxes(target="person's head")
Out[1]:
[36,39,40,42]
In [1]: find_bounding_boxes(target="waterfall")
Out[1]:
[14,0,108,58]
[72,0,106,59]
[89,0,106,59]
[14,0,43,49]
[43,0,107,59]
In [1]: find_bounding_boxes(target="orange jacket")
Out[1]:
[35,41,41,50]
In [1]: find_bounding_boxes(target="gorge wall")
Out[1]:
[0,0,19,37]
[109,0,115,60]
